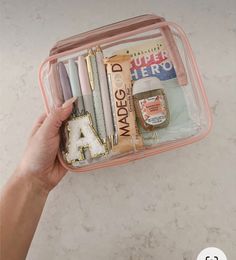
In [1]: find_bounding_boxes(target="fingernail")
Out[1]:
[62,97,77,109]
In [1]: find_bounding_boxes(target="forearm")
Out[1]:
[0,168,49,260]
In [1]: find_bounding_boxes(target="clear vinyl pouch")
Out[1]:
[39,14,212,172]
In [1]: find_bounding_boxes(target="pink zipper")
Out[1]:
[50,14,187,86]
[50,14,162,55]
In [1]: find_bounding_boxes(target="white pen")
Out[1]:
[86,49,107,143]
[68,59,85,115]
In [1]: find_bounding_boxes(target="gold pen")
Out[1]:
[85,49,95,91]
[85,48,109,149]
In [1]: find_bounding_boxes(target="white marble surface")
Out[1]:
[0,0,236,259]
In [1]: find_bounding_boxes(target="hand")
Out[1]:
[18,97,77,191]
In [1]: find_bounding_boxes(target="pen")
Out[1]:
[48,61,64,107]
[86,49,95,91]
[86,49,107,143]
[58,61,79,116]
[68,59,85,115]
[58,62,73,101]
[77,55,96,128]
[95,46,114,145]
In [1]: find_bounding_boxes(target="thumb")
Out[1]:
[40,97,77,138]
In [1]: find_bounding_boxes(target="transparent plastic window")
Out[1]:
[39,25,211,170]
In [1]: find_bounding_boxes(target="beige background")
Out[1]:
[0,0,236,259]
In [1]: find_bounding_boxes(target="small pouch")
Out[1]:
[39,14,212,172]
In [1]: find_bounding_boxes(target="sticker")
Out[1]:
[65,113,106,163]
[139,95,167,126]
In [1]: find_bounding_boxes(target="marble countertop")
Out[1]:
[0,0,235,259]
